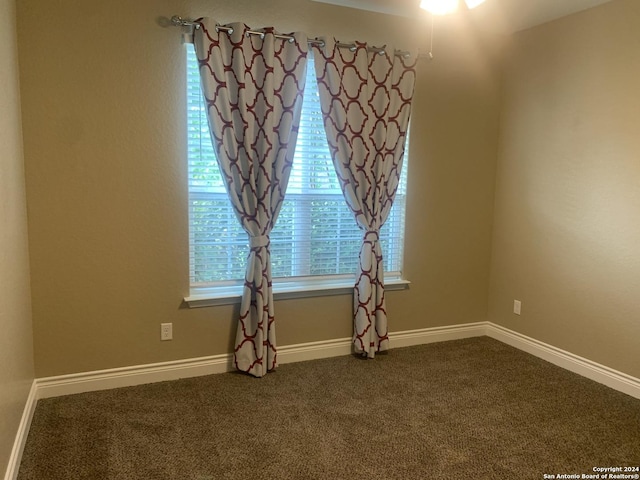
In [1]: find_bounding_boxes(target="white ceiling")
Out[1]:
[310,0,613,33]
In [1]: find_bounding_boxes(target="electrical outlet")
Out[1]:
[161,323,173,341]
[513,300,521,316]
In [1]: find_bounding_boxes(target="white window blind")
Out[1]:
[186,44,408,290]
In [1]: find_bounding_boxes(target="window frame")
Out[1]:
[185,275,411,308]
[182,40,411,308]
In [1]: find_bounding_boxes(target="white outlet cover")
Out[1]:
[513,300,521,315]
[161,323,173,341]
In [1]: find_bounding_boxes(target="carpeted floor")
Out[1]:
[18,337,640,479]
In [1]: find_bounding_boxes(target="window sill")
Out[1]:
[184,277,410,308]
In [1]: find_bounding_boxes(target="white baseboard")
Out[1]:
[35,322,639,401]
[277,337,351,364]
[3,381,37,480]
[278,322,488,364]
[35,322,487,400]
[35,353,234,400]
[391,322,486,348]
[7,321,640,479]
[485,322,640,400]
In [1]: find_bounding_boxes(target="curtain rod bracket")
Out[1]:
[171,15,200,29]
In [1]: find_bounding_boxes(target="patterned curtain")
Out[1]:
[313,39,416,358]
[194,18,308,377]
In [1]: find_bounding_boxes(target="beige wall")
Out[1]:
[17,0,501,377]
[0,0,35,475]
[489,0,640,378]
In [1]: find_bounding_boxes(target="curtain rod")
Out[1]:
[171,16,412,59]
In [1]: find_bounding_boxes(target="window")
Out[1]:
[186,44,409,302]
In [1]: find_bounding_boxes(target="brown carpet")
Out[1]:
[18,337,640,479]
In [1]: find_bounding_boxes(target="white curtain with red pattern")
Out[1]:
[194,18,308,377]
[313,40,416,358]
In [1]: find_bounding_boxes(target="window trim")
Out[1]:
[183,40,411,307]
[184,275,410,308]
